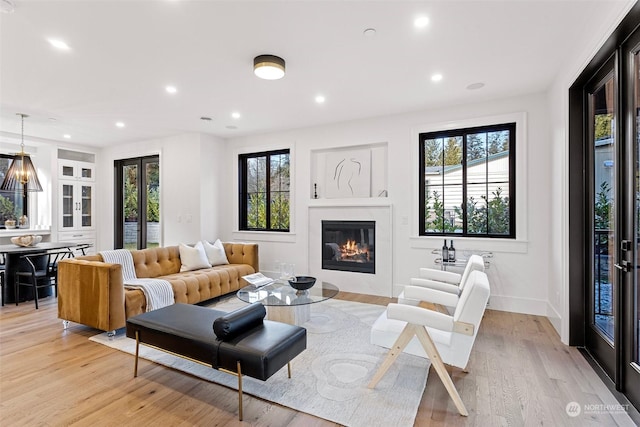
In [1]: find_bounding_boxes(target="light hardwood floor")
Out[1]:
[0,292,636,426]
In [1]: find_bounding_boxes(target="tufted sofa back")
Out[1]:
[132,246,181,278]
[78,243,259,279]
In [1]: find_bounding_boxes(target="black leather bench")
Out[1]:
[125,302,307,420]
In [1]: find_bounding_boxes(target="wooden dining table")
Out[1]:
[0,241,79,304]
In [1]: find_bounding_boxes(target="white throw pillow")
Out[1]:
[179,241,212,272]
[202,239,229,266]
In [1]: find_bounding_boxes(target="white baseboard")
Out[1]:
[486,294,548,316]
[546,302,562,337]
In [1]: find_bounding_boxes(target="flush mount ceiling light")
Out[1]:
[1,113,43,192]
[254,54,285,80]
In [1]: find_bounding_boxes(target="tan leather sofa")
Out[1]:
[57,242,259,333]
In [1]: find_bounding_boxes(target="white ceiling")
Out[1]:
[0,0,634,147]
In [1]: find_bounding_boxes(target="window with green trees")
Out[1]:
[419,123,515,237]
[0,154,25,227]
[239,149,290,231]
[114,155,159,249]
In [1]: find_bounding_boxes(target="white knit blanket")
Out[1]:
[100,249,174,312]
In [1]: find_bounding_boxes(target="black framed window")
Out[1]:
[419,122,516,238]
[239,149,290,231]
[0,154,26,227]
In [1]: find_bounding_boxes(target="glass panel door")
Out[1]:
[623,46,640,408]
[586,64,618,380]
[123,164,139,250]
[115,156,159,250]
[145,160,159,248]
[592,76,616,343]
[61,183,74,228]
[81,185,92,227]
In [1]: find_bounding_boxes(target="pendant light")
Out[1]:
[1,113,43,192]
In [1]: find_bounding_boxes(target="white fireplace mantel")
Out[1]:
[307,198,391,208]
[308,204,392,297]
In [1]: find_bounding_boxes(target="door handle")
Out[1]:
[614,261,631,273]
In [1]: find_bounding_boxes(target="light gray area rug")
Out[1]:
[90,298,430,427]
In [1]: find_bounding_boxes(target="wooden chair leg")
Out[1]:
[369,323,469,417]
[414,325,468,416]
[368,324,417,389]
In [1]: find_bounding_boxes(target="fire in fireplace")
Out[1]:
[322,220,375,274]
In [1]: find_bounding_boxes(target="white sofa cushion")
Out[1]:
[202,239,229,266]
[179,242,211,272]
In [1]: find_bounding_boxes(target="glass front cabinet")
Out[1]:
[59,181,94,231]
[57,158,96,254]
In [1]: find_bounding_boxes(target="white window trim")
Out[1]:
[410,112,528,254]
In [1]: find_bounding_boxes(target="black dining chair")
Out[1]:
[14,249,74,309]
[74,243,93,256]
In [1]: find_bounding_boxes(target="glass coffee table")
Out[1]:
[237,280,339,325]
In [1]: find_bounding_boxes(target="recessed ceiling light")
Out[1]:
[115,122,125,128]
[165,85,177,94]
[467,82,485,90]
[414,16,429,29]
[231,112,241,119]
[48,38,70,50]
[431,73,443,82]
[200,116,213,121]
[363,28,376,37]
[63,134,71,139]
[315,95,326,104]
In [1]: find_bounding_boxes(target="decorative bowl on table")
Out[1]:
[288,276,316,291]
[11,234,42,247]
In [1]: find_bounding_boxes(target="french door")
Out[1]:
[621,27,640,408]
[570,6,640,411]
[114,155,160,250]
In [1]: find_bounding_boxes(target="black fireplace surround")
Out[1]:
[322,220,375,274]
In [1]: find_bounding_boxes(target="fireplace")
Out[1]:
[322,220,375,274]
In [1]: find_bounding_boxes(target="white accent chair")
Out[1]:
[369,270,490,416]
[398,254,485,309]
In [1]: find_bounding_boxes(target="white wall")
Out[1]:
[96,132,226,250]
[221,92,554,316]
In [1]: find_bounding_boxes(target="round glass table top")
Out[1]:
[237,280,339,307]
